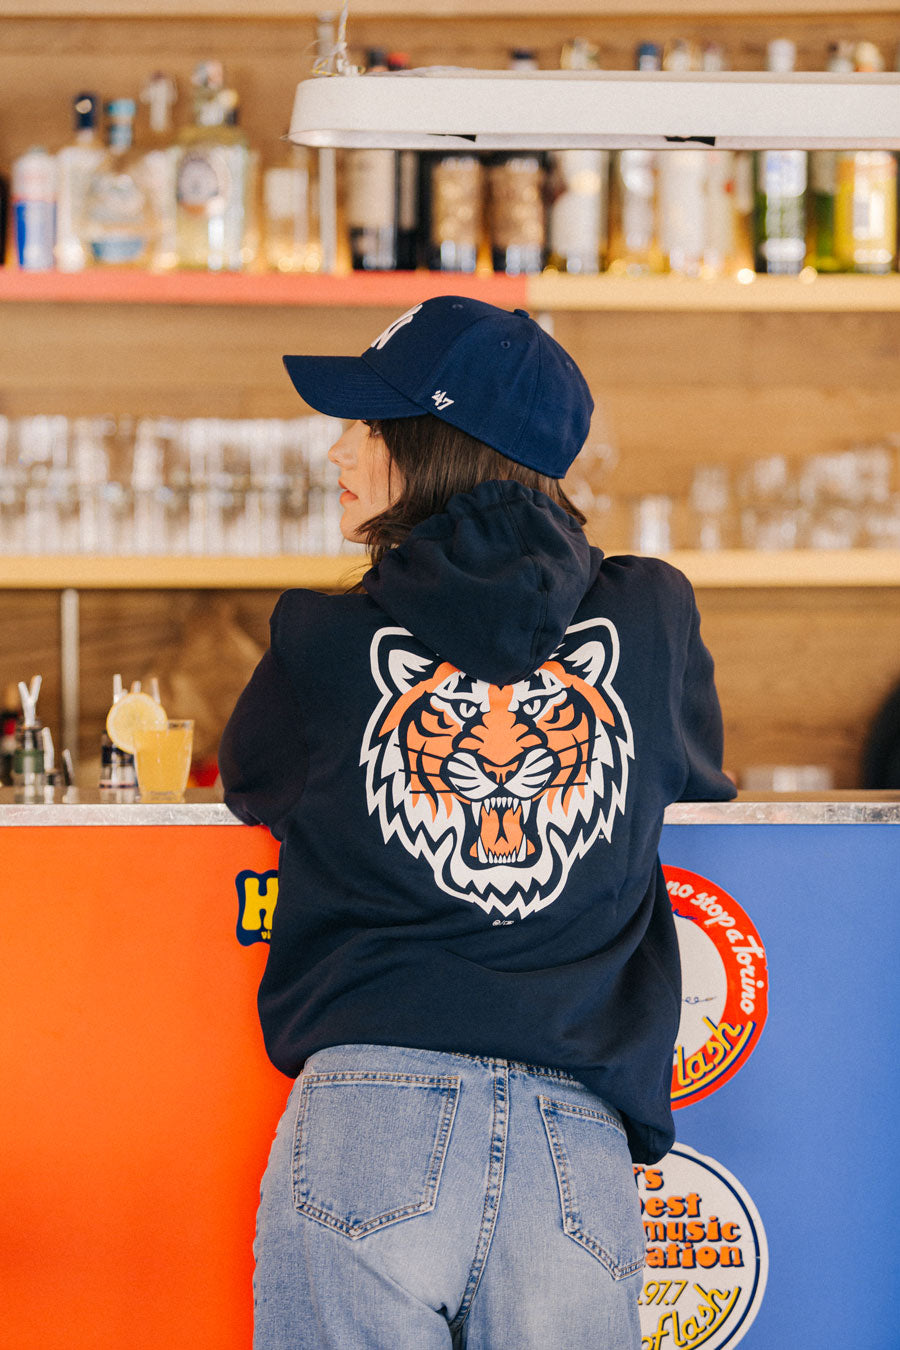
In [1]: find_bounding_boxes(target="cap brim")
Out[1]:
[282,354,423,420]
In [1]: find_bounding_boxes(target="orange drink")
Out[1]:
[134,719,194,802]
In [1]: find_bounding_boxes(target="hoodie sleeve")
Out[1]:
[218,611,309,836]
[677,590,737,803]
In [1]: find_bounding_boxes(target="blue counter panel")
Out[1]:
[659,824,900,1350]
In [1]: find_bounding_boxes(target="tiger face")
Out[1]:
[361,620,634,919]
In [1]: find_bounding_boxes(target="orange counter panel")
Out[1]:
[3,823,284,1350]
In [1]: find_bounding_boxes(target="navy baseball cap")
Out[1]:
[282,295,594,478]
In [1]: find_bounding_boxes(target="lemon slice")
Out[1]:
[106,691,167,755]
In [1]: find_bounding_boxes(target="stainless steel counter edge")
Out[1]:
[1,791,899,826]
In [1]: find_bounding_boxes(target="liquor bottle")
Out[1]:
[608,44,664,276]
[488,50,546,275]
[263,146,322,273]
[753,40,808,275]
[809,43,854,273]
[658,40,707,277]
[175,62,253,272]
[423,150,482,273]
[55,92,104,272]
[700,43,743,277]
[82,100,152,266]
[346,49,398,271]
[545,37,609,275]
[12,146,57,271]
[388,52,420,270]
[139,72,179,271]
[833,42,897,274]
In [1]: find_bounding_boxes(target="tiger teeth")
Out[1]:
[480,795,522,813]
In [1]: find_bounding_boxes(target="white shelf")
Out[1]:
[289,69,900,151]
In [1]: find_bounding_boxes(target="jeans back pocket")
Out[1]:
[539,1095,646,1279]
[292,1071,460,1239]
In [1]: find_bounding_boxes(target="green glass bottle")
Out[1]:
[753,40,808,275]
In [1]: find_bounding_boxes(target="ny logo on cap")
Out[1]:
[370,304,423,351]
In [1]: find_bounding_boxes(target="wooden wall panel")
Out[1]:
[699,587,900,788]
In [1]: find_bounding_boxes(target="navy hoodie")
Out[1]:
[219,481,735,1163]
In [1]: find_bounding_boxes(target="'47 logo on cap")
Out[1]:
[432,390,454,411]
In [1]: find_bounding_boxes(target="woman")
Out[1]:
[219,295,735,1349]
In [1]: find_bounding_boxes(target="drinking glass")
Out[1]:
[134,719,194,803]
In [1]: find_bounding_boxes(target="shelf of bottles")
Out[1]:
[4,39,900,303]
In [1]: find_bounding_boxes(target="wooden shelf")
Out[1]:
[0,270,527,309]
[4,0,894,15]
[0,555,368,590]
[2,550,899,590]
[530,273,900,312]
[4,270,900,313]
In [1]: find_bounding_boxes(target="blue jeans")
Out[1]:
[253,1044,645,1349]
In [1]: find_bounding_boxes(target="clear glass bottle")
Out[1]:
[55,92,104,272]
[139,72,179,272]
[546,38,609,275]
[263,147,322,274]
[753,41,808,275]
[175,63,253,272]
[82,100,152,267]
[608,43,664,276]
[658,42,707,277]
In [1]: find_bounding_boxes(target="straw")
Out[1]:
[17,680,36,727]
[41,726,55,773]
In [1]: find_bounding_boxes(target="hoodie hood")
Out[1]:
[363,480,602,685]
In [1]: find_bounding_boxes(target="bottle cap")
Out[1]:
[106,98,137,119]
[73,92,99,130]
[854,40,885,72]
[635,42,662,71]
[193,60,225,92]
[766,39,797,73]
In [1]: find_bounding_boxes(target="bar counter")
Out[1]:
[4,790,898,1350]
[2,786,899,823]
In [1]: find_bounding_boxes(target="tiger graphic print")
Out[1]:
[360,619,634,920]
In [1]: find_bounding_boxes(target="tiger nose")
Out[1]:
[481,760,519,785]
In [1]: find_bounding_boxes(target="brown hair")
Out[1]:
[358,414,586,569]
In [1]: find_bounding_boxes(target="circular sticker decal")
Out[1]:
[663,866,768,1109]
[635,1144,768,1349]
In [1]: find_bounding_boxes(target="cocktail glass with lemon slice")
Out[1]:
[106,691,193,803]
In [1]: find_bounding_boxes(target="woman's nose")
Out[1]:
[327,426,356,466]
